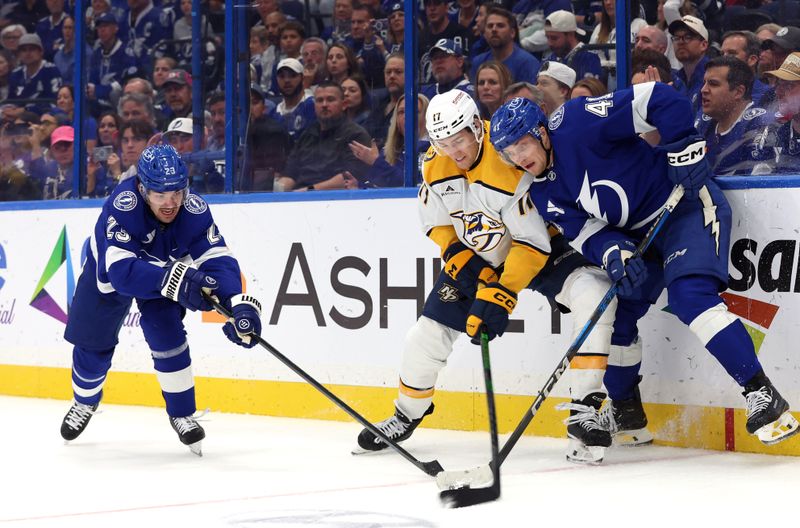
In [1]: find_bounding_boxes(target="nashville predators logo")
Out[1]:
[450,211,506,252]
[438,284,460,302]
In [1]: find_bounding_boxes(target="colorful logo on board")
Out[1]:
[30,226,75,324]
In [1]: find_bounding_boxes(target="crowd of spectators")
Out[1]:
[2,0,800,201]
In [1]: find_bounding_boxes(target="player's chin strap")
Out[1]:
[529,131,553,182]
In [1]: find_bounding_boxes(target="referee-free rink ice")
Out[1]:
[2,396,799,528]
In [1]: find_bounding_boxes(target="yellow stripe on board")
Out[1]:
[2,364,798,456]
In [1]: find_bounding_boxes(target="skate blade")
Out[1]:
[351,444,395,456]
[188,441,203,457]
[565,439,606,465]
[757,412,800,445]
[612,427,654,447]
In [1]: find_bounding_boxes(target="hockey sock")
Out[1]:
[669,276,762,385]
[397,378,434,420]
[71,346,114,406]
[152,344,197,417]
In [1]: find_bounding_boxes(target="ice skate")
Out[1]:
[557,392,611,464]
[170,415,206,456]
[600,385,654,447]
[61,401,99,441]
[743,372,800,445]
[352,403,434,455]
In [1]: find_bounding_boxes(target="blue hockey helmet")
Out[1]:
[489,97,549,153]
[137,144,188,193]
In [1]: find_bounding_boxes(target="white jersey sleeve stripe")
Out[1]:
[193,245,234,267]
[632,82,657,135]
[570,217,608,253]
[105,246,138,269]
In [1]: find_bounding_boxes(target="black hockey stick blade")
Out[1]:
[439,481,501,509]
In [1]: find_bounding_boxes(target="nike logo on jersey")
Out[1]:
[142,230,156,244]
[547,201,564,215]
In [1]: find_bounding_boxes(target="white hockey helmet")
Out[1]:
[426,89,483,148]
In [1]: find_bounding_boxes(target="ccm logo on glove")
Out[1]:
[667,141,706,166]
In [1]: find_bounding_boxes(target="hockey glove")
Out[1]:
[442,241,499,298]
[223,294,263,348]
[602,240,647,297]
[160,261,217,311]
[466,283,517,344]
[662,135,709,199]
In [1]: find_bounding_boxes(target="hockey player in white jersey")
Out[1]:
[355,89,629,464]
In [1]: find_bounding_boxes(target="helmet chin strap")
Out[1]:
[530,132,553,181]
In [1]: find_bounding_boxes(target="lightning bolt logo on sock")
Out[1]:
[698,186,721,255]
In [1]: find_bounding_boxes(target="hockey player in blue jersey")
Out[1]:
[59,145,263,455]
[490,85,800,445]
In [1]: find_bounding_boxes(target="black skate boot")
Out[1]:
[170,415,206,456]
[600,383,654,447]
[61,401,99,441]
[743,371,800,445]
[557,392,612,464]
[353,403,434,454]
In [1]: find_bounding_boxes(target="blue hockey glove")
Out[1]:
[662,136,710,199]
[223,294,262,348]
[465,283,517,344]
[159,261,217,311]
[442,241,498,299]
[602,240,647,297]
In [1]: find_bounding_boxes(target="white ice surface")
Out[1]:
[2,395,799,528]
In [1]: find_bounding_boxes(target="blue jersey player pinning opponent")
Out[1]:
[490,83,799,446]
[356,89,636,465]
[59,145,263,456]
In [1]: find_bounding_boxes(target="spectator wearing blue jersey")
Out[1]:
[56,84,98,151]
[696,55,775,176]
[88,13,138,115]
[161,68,192,119]
[668,15,709,114]
[322,0,353,44]
[270,57,316,139]
[206,91,225,152]
[470,6,541,86]
[28,125,88,198]
[450,0,479,32]
[765,52,800,173]
[120,0,169,76]
[8,33,62,107]
[543,11,602,81]
[344,3,386,89]
[421,39,475,101]
[720,31,770,109]
[346,93,431,188]
[35,0,67,61]
[468,2,490,60]
[420,0,472,84]
[384,2,405,55]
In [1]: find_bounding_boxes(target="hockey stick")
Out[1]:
[440,330,501,507]
[436,185,685,490]
[204,293,445,477]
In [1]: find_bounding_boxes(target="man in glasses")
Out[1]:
[668,15,710,114]
[59,144,263,456]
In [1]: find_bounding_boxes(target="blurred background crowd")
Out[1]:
[1,0,800,200]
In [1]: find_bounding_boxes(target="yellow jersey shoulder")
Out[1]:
[422,144,464,186]
[471,121,524,194]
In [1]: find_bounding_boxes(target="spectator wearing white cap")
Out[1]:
[269,57,317,139]
[668,15,709,114]
[535,60,576,117]
[765,52,800,173]
[163,116,225,193]
[543,10,602,82]
[420,39,474,101]
[8,33,63,106]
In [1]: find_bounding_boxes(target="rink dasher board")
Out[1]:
[0,189,798,440]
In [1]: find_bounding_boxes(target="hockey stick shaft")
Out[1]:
[495,184,684,466]
[205,294,444,477]
[440,331,500,507]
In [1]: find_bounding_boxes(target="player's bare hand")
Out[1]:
[348,139,379,166]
